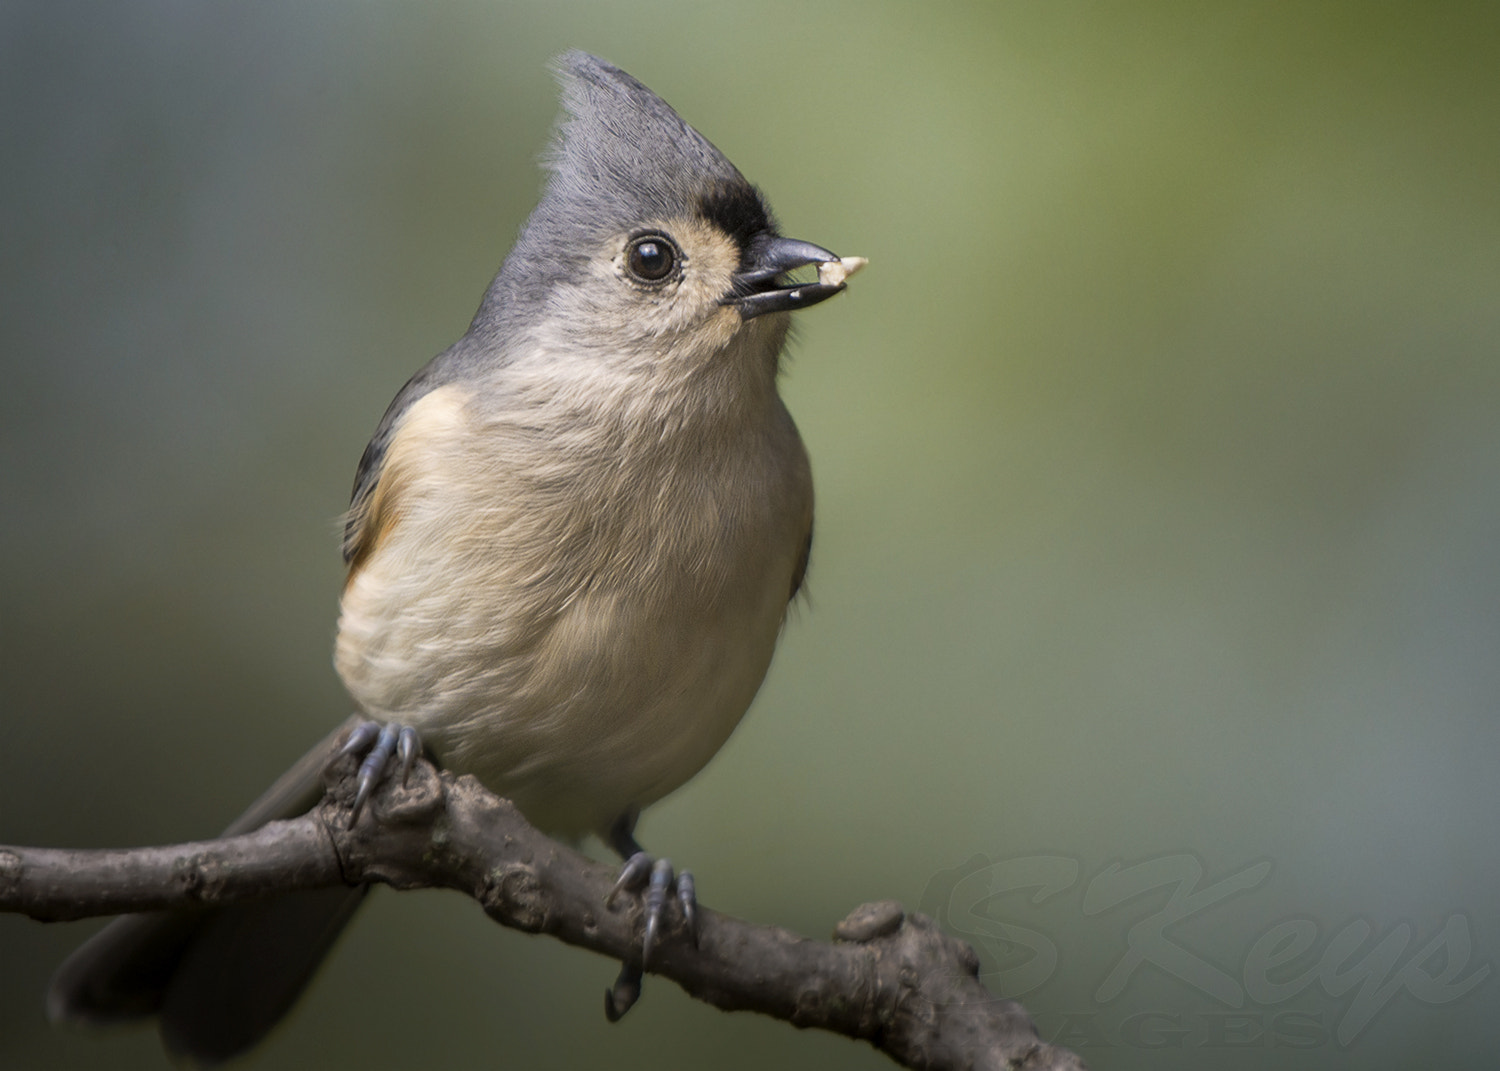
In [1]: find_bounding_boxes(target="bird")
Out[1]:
[47,50,863,1065]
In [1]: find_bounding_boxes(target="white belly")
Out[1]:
[333,379,810,839]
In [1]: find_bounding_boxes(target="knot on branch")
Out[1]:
[482,863,549,932]
[171,853,230,902]
[835,899,906,942]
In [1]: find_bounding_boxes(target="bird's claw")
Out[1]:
[333,720,422,827]
[604,962,642,1022]
[606,851,697,968]
[641,857,671,965]
[599,813,698,1020]
[676,870,696,940]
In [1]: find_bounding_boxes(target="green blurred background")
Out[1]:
[2,3,1496,1069]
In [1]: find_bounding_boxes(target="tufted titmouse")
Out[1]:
[48,51,862,1063]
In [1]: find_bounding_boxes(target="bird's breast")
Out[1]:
[334,371,811,837]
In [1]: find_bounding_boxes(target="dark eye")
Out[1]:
[626,233,679,283]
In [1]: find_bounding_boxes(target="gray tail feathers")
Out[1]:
[47,717,370,1065]
[48,887,368,1064]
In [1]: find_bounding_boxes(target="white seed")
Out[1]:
[817,255,868,288]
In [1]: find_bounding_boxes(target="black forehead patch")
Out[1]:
[698,179,774,255]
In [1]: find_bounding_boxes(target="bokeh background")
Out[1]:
[2,3,1496,1069]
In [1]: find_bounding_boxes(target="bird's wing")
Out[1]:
[342,373,432,569]
[341,335,490,572]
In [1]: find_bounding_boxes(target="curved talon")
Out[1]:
[396,726,420,786]
[349,725,397,826]
[641,858,672,967]
[335,721,380,763]
[606,851,653,906]
[677,870,697,946]
[604,962,642,1022]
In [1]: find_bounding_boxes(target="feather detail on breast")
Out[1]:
[332,350,812,836]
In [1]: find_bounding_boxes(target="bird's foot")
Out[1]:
[606,852,698,966]
[602,853,697,1021]
[331,720,422,827]
[598,811,699,1020]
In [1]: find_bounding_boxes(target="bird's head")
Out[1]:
[476,52,861,376]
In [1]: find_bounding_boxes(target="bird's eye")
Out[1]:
[625,233,679,283]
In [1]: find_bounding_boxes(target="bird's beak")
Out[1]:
[724,236,865,319]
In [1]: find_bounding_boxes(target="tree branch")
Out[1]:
[2,756,1084,1071]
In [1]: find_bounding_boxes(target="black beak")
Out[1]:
[724,236,848,319]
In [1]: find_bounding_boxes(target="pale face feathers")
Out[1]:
[532,214,783,373]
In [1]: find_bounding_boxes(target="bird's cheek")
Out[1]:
[695,306,751,358]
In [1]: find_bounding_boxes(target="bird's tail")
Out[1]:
[48,717,368,1065]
